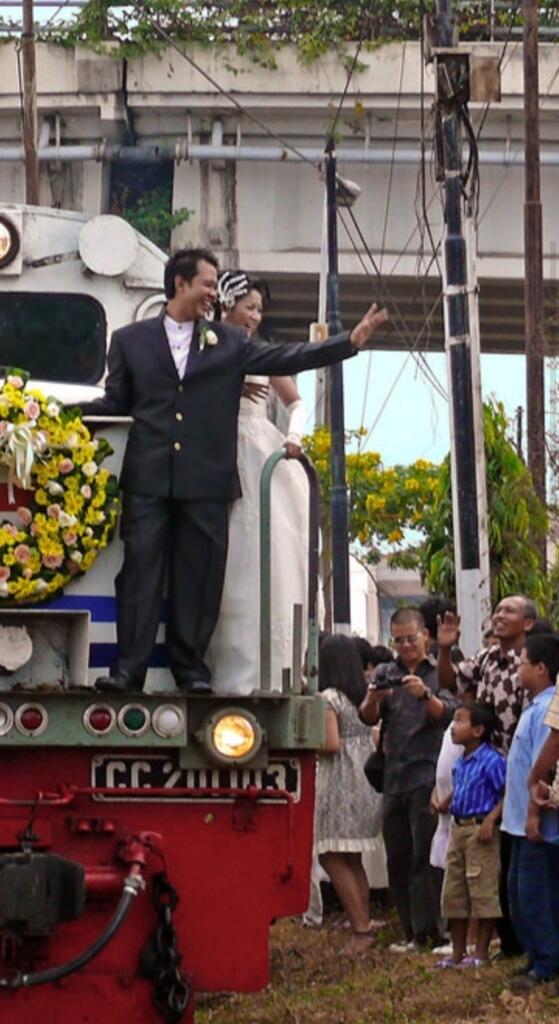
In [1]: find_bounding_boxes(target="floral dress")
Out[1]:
[315,688,383,855]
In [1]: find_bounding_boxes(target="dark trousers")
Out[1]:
[114,493,229,684]
[382,785,441,944]
[508,835,559,979]
[497,830,524,956]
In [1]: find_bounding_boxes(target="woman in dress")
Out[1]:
[205,270,309,695]
[316,634,382,946]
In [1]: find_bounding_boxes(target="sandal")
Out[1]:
[434,957,462,969]
[459,956,486,968]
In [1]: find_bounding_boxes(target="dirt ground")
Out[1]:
[196,914,559,1024]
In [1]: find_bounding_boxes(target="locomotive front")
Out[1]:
[0,206,324,1023]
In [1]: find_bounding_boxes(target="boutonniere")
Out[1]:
[198,324,219,352]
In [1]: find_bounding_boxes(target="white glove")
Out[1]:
[285,397,307,445]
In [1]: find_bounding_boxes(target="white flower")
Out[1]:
[59,511,78,528]
[46,402,60,418]
[34,579,48,592]
[70,550,83,564]
[82,461,97,478]
[205,329,218,347]
[80,484,92,499]
[66,432,79,449]
[7,375,23,389]
[0,582,8,597]
[47,481,64,496]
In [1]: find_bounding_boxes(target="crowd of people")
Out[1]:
[311,594,559,993]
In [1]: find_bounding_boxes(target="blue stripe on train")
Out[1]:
[89,643,169,668]
[48,594,168,623]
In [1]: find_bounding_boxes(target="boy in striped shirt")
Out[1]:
[437,703,506,967]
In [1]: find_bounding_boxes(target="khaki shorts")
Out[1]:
[441,821,501,920]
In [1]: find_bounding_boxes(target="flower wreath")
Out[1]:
[0,368,120,604]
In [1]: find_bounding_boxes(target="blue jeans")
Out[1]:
[508,835,559,979]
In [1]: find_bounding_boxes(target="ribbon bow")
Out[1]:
[0,422,47,502]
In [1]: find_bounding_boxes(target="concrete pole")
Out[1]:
[21,0,39,205]
[325,137,351,635]
[523,0,547,555]
[433,0,491,653]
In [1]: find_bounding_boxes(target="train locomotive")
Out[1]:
[0,205,324,1023]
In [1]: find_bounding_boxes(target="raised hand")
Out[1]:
[350,304,389,349]
[437,610,461,649]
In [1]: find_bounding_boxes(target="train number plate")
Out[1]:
[90,754,301,802]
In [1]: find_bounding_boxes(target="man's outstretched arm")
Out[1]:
[79,331,133,417]
[241,304,389,376]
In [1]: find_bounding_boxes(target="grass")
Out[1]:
[196,916,559,1024]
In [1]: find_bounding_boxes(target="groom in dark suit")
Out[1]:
[84,247,388,694]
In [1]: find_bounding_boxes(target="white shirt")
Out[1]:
[164,315,195,379]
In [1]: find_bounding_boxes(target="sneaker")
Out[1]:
[389,940,417,954]
[509,970,548,993]
[432,943,453,956]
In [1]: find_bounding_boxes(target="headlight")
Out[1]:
[200,709,263,765]
[0,215,20,269]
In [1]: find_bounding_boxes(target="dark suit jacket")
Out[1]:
[81,316,356,500]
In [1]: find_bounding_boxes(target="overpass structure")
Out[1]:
[0,40,558,354]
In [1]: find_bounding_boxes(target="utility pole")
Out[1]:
[427,1,492,654]
[325,136,351,635]
[523,0,546,536]
[22,0,40,205]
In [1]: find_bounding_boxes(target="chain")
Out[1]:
[140,871,190,1022]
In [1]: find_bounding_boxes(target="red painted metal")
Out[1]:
[0,747,316,1024]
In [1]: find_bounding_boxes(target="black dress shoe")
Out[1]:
[176,679,213,695]
[95,671,144,694]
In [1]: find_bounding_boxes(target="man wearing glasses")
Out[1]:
[360,606,456,952]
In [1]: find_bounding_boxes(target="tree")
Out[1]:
[39,1,546,64]
[421,401,550,608]
[304,400,551,619]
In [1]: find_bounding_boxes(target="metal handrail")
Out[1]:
[259,450,320,694]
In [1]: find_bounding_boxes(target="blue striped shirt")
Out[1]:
[450,742,506,818]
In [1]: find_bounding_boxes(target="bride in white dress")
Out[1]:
[205,271,309,695]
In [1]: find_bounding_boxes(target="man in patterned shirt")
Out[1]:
[437,595,537,958]
[437,596,537,752]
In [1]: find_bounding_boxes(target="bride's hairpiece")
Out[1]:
[217,270,251,312]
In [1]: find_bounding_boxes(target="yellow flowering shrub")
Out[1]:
[0,369,120,604]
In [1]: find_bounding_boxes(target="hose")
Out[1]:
[0,873,144,990]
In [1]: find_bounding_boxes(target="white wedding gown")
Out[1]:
[206,376,309,695]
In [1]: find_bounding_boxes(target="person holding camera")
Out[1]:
[359,607,457,952]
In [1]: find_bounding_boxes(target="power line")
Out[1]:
[129,0,321,173]
[328,0,375,143]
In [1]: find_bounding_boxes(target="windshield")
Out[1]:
[0,292,106,384]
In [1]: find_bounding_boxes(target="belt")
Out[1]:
[453,815,486,826]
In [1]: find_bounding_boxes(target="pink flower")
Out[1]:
[80,484,92,499]
[3,523,18,538]
[6,375,23,389]
[42,554,62,569]
[0,567,11,582]
[17,507,32,526]
[30,522,39,537]
[66,559,81,576]
[0,422,8,436]
[14,544,31,564]
[63,530,77,546]
[59,458,74,474]
[47,503,62,520]
[23,399,40,420]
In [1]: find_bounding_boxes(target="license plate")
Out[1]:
[90,754,301,802]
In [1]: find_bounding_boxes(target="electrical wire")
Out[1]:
[475,0,522,142]
[339,204,448,400]
[128,0,321,173]
[378,42,406,276]
[328,0,375,144]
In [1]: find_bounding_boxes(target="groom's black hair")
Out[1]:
[164,247,219,298]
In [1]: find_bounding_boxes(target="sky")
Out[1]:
[298,350,531,468]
